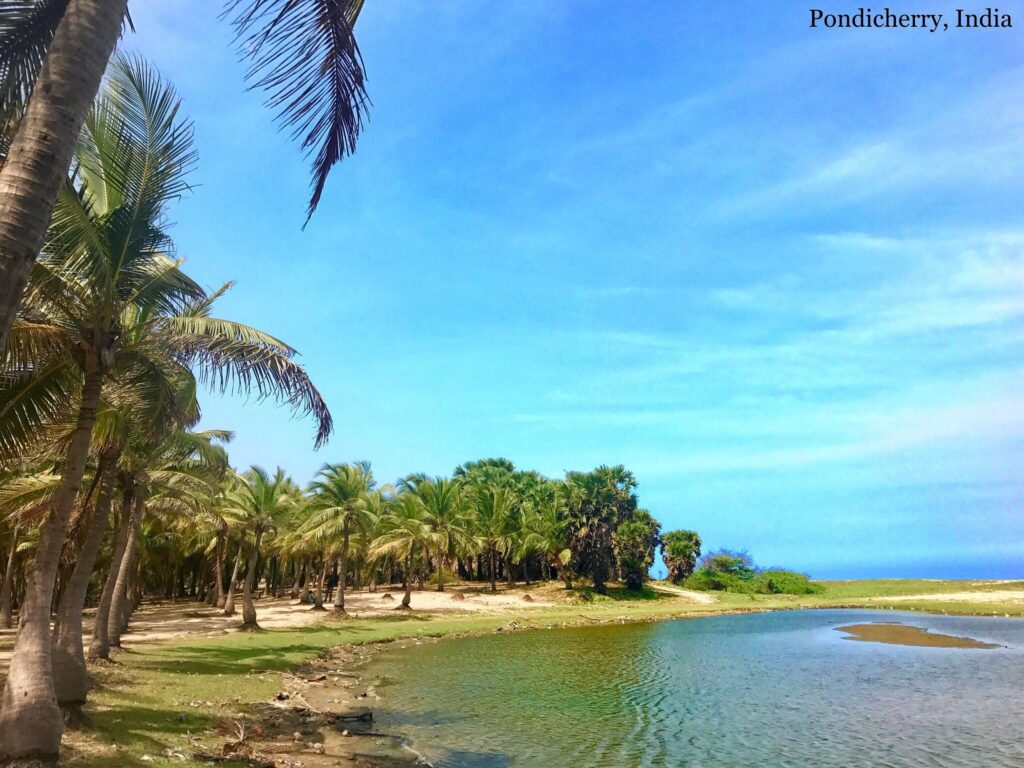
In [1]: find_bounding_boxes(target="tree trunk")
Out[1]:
[0,0,131,349]
[53,454,117,711]
[0,522,19,629]
[436,544,445,592]
[88,489,133,661]
[489,547,497,593]
[223,545,243,616]
[0,365,103,761]
[107,492,144,648]
[290,559,304,600]
[312,561,327,611]
[240,530,263,630]
[334,522,350,613]
[397,554,413,609]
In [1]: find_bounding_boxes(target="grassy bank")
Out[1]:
[62,579,1023,767]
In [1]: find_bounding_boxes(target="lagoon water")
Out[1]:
[363,610,1024,767]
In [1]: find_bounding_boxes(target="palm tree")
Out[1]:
[369,493,432,609]
[89,428,227,667]
[0,56,331,763]
[471,486,516,593]
[517,492,572,585]
[220,467,296,630]
[0,0,131,345]
[402,476,468,592]
[301,462,376,613]
[0,0,372,346]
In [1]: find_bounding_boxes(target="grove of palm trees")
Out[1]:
[0,18,669,762]
[3,3,1017,768]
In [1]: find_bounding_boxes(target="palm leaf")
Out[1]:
[0,0,70,150]
[224,0,370,223]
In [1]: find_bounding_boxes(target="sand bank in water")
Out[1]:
[836,622,1000,649]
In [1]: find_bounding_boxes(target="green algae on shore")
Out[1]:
[836,622,1000,649]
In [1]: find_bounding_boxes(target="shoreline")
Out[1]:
[54,580,1024,766]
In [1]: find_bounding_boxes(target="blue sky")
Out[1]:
[125,1,1024,579]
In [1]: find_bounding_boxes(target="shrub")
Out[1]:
[698,549,755,579]
[753,570,823,595]
[682,548,823,595]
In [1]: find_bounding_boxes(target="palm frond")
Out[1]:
[0,0,70,145]
[0,359,80,465]
[159,313,332,448]
[224,0,370,223]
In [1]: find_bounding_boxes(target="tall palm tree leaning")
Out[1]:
[0,0,371,347]
[301,462,376,613]
[0,56,332,766]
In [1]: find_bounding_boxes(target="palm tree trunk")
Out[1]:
[53,454,117,711]
[312,560,328,610]
[398,554,413,609]
[223,545,243,616]
[0,365,103,761]
[108,492,145,649]
[88,489,133,661]
[334,522,350,612]
[290,559,304,600]
[489,547,497,593]
[0,0,131,348]
[240,530,263,629]
[436,544,445,592]
[0,522,19,629]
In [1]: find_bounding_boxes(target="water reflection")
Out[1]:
[362,610,1024,768]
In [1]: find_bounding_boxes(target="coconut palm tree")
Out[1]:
[0,0,372,346]
[402,476,469,592]
[368,492,433,609]
[220,467,297,630]
[517,492,572,585]
[471,486,517,593]
[0,0,131,346]
[301,462,376,613]
[0,55,331,763]
[88,426,227,657]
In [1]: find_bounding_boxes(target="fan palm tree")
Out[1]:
[301,462,376,613]
[220,466,296,630]
[0,55,331,763]
[0,0,372,346]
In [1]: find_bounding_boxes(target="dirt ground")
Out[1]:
[867,590,1024,605]
[0,584,566,673]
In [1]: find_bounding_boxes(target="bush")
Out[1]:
[698,549,755,579]
[753,570,823,595]
[682,554,823,596]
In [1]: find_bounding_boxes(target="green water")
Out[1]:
[361,610,1024,767]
